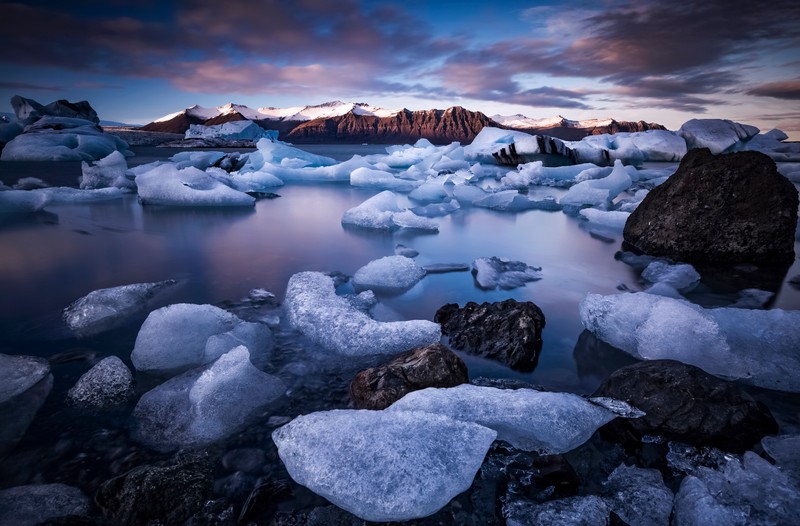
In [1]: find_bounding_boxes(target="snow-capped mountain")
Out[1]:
[491,114,614,129]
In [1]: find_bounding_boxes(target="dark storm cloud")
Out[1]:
[747,80,800,100]
[0,81,61,92]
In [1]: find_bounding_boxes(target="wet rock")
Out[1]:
[350,343,468,410]
[95,452,212,526]
[0,483,90,526]
[66,356,133,409]
[435,299,545,371]
[624,148,799,266]
[593,360,778,452]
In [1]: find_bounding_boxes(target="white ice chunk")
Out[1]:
[0,190,50,215]
[580,292,800,391]
[410,199,460,217]
[272,409,496,522]
[341,190,438,231]
[30,186,125,204]
[641,261,700,293]
[408,176,451,202]
[350,167,421,191]
[503,496,610,526]
[746,130,800,162]
[472,256,542,290]
[560,160,633,208]
[474,190,561,212]
[353,255,426,294]
[569,130,687,164]
[391,209,439,231]
[63,280,177,337]
[239,137,336,170]
[678,119,760,155]
[284,271,440,356]
[133,346,285,452]
[0,484,89,526]
[602,464,673,526]
[135,164,255,207]
[79,150,134,190]
[388,385,642,454]
[502,162,609,188]
[66,356,133,408]
[169,150,226,170]
[203,321,273,369]
[579,208,630,231]
[1,116,132,161]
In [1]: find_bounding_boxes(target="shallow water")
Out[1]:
[1,146,799,522]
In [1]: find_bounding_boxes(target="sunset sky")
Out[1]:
[1,0,798,137]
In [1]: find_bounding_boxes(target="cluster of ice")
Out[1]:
[559,160,634,209]
[678,119,760,155]
[410,199,461,217]
[135,164,255,207]
[131,303,273,375]
[1,116,132,161]
[504,495,610,526]
[745,129,800,162]
[569,129,688,164]
[388,384,642,454]
[341,190,438,231]
[79,150,134,190]
[185,120,276,141]
[641,260,701,295]
[580,292,800,391]
[284,271,440,356]
[0,354,53,457]
[473,189,561,212]
[472,256,542,289]
[63,279,178,337]
[673,451,800,525]
[133,346,286,452]
[352,255,426,294]
[66,356,133,408]
[272,409,496,522]
[350,167,421,192]
[0,483,89,526]
[503,162,611,188]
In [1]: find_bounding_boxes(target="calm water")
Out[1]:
[1,146,799,520]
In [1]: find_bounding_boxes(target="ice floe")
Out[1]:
[79,150,135,190]
[472,256,542,290]
[559,160,634,209]
[352,255,426,294]
[678,119,760,155]
[272,409,496,521]
[341,190,438,231]
[350,167,421,191]
[601,464,673,526]
[135,164,255,207]
[569,129,688,165]
[284,271,440,356]
[0,190,49,216]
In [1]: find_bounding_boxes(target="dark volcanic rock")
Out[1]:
[434,299,545,372]
[623,148,799,266]
[593,360,778,453]
[350,343,468,410]
[95,452,213,525]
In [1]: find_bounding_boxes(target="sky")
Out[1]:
[1,0,798,137]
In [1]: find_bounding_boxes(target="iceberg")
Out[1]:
[185,120,275,141]
[63,279,178,337]
[79,150,134,190]
[502,162,610,188]
[238,137,336,171]
[678,119,760,155]
[66,356,134,408]
[579,208,630,231]
[559,160,633,209]
[133,346,286,452]
[284,271,440,356]
[472,256,542,290]
[350,167,421,191]
[0,190,50,216]
[580,292,800,391]
[641,261,700,293]
[0,484,89,526]
[352,255,426,294]
[387,384,642,454]
[410,199,461,217]
[745,129,800,162]
[135,164,255,207]
[474,190,562,212]
[569,130,688,165]
[1,116,132,161]
[341,190,438,231]
[272,409,496,522]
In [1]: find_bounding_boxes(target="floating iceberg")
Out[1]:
[0,483,89,526]
[79,150,134,190]
[502,162,610,188]
[63,279,178,337]
[387,384,642,454]
[641,261,700,293]
[559,160,633,208]
[66,356,133,408]
[185,120,276,141]
[0,190,49,216]
[350,167,421,191]
[272,409,496,522]
[472,256,542,290]
[133,346,286,452]
[1,116,132,161]
[284,271,440,356]
[569,129,688,164]
[579,208,630,231]
[135,164,255,207]
[744,129,800,162]
[678,119,760,155]
[580,292,800,391]
[131,303,272,374]
[464,127,573,163]
[341,190,438,231]
[239,137,336,170]
[410,199,461,217]
[474,190,561,212]
[352,255,426,294]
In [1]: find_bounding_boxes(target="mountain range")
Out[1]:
[140,101,666,144]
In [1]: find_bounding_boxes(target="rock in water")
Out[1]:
[63,279,177,337]
[623,148,799,266]
[66,356,134,408]
[593,360,777,452]
[0,483,89,526]
[350,343,468,410]
[271,409,496,522]
[435,299,545,371]
[95,452,212,526]
[387,384,642,454]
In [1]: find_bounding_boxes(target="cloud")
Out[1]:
[0,81,61,92]
[747,79,800,100]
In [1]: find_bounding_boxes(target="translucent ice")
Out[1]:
[474,190,561,212]
[601,464,673,526]
[135,164,255,207]
[502,162,608,188]
[341,190,437,231]
[1,116,132,161]
[133,346,286,452]
[560,160,633,209]
[0,190,49,216]
[63,279,178,337]
[0,483,89,526]
[272,409,496,522]
[503,495,610,526]
[66,356,133,408]
[352,255,426,294]
[79,150,134,190]
[350,167,421,191]
[579,208,630,231]
[678,118,760,155]
[641,261,700,293]
[580,292,800,391]
[762,435,800,484]
[239,137,336,170]
[0,353,51,404]
[0,354,52,457]
[387,384,642,454]
[472,256,542,290]
[569,130,687,164]
[284,271,440,356]
[185,120,274,141]
[410,199,460,217]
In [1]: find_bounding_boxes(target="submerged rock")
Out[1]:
[0,483,90,526]
[435,299,545,371]
[272,409,496,522]
[624,148,799,266]
[350,343,468,410]
[66,356,134,409]
[593,360,778,452]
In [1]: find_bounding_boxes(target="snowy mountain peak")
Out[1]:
[491,113,615,129]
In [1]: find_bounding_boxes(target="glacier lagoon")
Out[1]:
[1,142,800,523]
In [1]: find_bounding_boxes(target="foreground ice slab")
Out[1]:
[135,164,255,207]
[580,292,800,391]
[472,256,542,290]
[66,356,134,409]
[387,384,643,454]
[352,255,426,294]
[272,409,496,521]
[63,280,178,337]
[131,303,273,374]
[133,346,285,452]
[285,272,440,356]
[0,483,89,526]
[503,495,610,526]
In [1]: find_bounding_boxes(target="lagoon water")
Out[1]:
[1,145,799,521]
